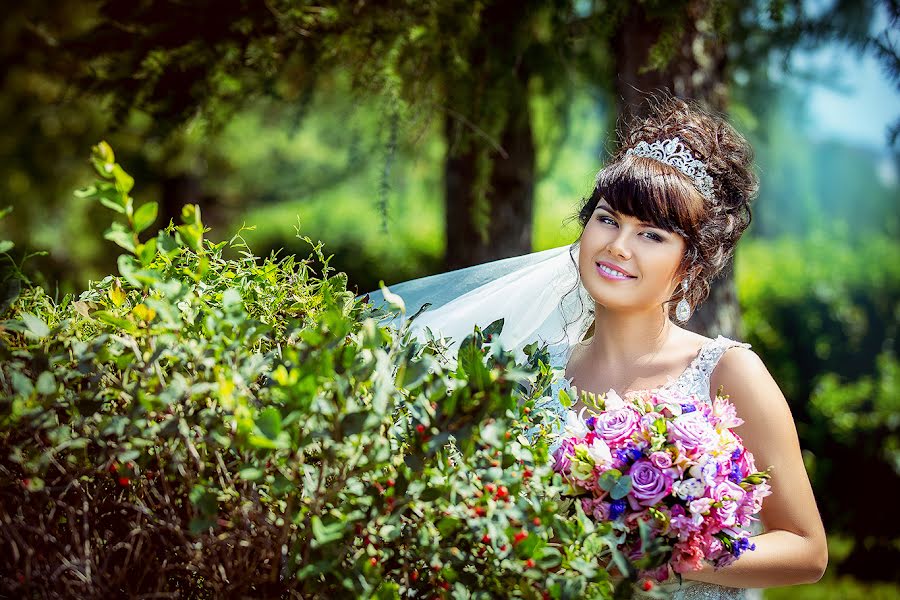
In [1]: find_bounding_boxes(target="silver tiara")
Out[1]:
[624,137,715,202]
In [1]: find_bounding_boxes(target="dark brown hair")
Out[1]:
[576,94,759,316]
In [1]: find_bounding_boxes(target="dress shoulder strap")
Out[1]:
[672,335,751,402]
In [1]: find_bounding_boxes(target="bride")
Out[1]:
[365,95,827,597]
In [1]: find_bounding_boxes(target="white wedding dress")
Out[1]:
[364,244,764,599]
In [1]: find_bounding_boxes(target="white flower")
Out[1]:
[673,478,705,500]
[563,409,589,439]
[604,389,626,410]
[586,437,613,467]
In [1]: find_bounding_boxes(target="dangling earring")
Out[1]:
[675,278,692,322]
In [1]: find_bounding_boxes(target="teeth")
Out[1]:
[598,264,630,278]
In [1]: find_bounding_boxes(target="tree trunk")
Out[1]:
[443,100,535,271]
[612,0,740,338]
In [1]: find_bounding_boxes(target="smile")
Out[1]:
[596,261,636,281]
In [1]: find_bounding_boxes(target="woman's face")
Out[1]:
[578,200,687,316]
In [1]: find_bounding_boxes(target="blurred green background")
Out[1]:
[1,1,898,597]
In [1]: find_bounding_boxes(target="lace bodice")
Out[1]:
[535,335,761,600]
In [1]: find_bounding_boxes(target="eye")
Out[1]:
[596,215,617,227]
[642,231,664,242]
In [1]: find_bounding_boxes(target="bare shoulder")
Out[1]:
[710,345,793,427]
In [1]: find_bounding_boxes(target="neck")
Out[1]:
[584,304,675,366]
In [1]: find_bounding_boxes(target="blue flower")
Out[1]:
[731,448,742,461]
[609,499,627,520]
[586,416,597,429]
[732,537,756,557]
[680,404,697,414]
[729,464,742,484]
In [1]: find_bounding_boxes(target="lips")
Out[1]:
[596,261,636,280]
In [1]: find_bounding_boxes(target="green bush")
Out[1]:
[0,144,634,598]
[737,235,900,581]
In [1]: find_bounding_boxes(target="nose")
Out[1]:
[607,228,632,260]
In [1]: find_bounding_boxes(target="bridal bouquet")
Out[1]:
[550,387,771,581]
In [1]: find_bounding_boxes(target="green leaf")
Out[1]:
[176,224,203,253]
[104,226,135,252]
[112,164,134,194]
[311,515,345,547]
[222,288,242,311]
[256,407,282,439]
[238,467,265,481]
[35,372,56,395]
[181,203,201,226]
[21,312,50,338]
[610,474,633,500]
[91,141,116,177]
[92,310,136,333]
[137,237,157,266]
[133,202,158,234]
[0,240,13,253]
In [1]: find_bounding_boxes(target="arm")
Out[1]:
[680,347,828,588]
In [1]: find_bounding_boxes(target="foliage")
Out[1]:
[736,233,900,580]
[0,147,640,598]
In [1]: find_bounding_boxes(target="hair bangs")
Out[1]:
[593,154,705,239]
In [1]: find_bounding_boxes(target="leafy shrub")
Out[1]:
[0,144,632,598]
[737,235,900,580]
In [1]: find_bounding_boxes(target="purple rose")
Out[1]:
[668,412,717,453]
[551,439,574,474]
[627,459,671,508]
[595,408,641,447]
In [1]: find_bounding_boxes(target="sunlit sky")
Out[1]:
[794,2,898,150]
[799,48,898,149]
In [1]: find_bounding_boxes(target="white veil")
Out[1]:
[361,242,596,370]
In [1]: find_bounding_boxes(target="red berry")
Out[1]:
[523,469,533,478]
[642,580,653,591]
[485,483,496,493]
[370,557,378,567]
[431,563,441,572]
[490,460,500,467]
[482,534,491,543]
[496,485,509,499]
[500,544,507,551]
[416,424,426,434]
[440,581,450,590]
[108,463,118,473]
[126,461,134,469]
[118,476,130,486]
[533,517,541,526]
[505,431,511,439]
[513,529,528,544]
[525,559,535,568]
[474,506,486,517]
[411,569,419,581]
[387,479,395,487]
[523,406,531,414]
[21,479,30,488]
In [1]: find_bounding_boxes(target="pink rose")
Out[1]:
[595,407,641,446]
[668,412,717,454]
[628,459,671,508]
[713,481,746,527]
